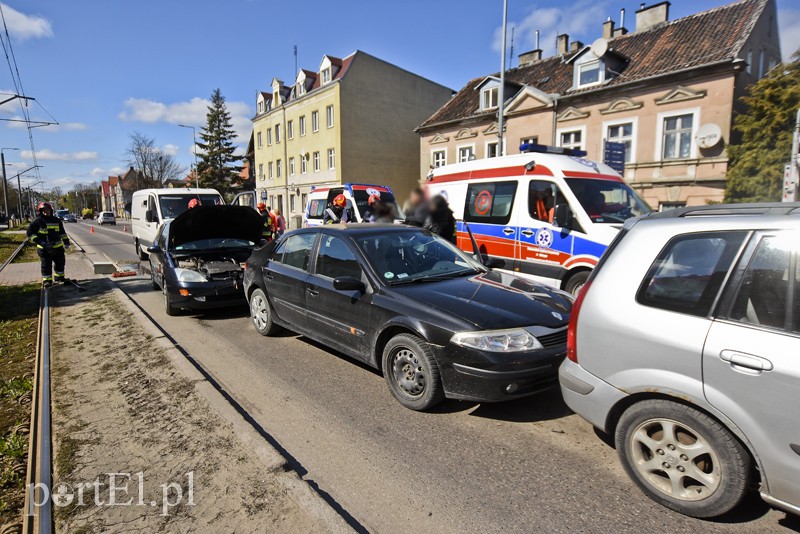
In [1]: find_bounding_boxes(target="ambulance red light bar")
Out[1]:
[519,142,587,157]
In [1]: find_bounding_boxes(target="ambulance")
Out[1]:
[426,144,651,295]
[304,183,404,226]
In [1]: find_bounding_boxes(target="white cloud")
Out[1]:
[493,1,609,58]
[161,144,179,156]
[0,3,53,41]
[118,96,253,143]
[22,149,98,161]
[90,166,124,178]
[779,8,800,60]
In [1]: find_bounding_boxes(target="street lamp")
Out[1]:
[178,124,200,188]
[1,147,19,218]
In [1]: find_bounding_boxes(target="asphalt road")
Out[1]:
[65,223,798,533]
[64,218,141,268]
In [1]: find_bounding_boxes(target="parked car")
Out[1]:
[63,213,77,223]
[97,211,116,225]
[560,203,800,518]
[147,205,263,316]
[131,188,224,260]
[244,224,572,410]
[426,144,652,295]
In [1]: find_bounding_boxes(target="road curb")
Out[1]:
[101,275,353,533]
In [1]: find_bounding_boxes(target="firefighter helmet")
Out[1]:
[188,198,200,209]
[37,201,53,214]
[257,202,267,211]
[332,194,346,208]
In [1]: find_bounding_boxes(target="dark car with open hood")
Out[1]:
[148,205,264,316]
[243,224,572,410]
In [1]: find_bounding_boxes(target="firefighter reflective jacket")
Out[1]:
[27,215,70,250]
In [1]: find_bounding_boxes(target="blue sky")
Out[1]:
[1,0,798,194]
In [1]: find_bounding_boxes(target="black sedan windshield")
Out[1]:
[354,229,482,284]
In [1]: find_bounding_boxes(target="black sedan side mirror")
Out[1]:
[333,276,365,292]
[484,257,505,269]
[553,203,574,229]
[147,245,161,254]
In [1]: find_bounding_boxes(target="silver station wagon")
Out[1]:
[560,203,800,519]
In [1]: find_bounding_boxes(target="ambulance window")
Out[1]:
[308,199,326,219]
[464,182,517,225]
[528,181,566,223]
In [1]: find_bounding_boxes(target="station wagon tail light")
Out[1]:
[451,328,543,352]
[566,280,592,363]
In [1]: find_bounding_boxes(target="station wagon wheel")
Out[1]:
[249,288,281,336]
[382,334,444,411]
[564,270,590,296]
[616,399,751,518]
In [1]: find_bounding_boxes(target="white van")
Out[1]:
[131,188,223,260]
[426,145,651,295]
[304,183,403,226]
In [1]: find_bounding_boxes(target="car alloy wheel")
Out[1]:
[249,288,280,336]
[629,417,720,501]
[391,348,426,397]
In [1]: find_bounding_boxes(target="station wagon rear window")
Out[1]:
[464,182,517,225]
[637,231,746,317]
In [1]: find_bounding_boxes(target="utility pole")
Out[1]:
[1,147,19,218]
[498,0,509,156]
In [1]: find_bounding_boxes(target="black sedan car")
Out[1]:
[244,224,572,411]
[148,205,263,316]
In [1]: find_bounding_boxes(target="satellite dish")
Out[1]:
[591,38,608,58]
[695,123,723,149]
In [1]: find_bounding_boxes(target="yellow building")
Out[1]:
[252,51,452,227]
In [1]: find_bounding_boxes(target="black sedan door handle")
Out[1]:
[306,287,319,297]
[263,272,274,281]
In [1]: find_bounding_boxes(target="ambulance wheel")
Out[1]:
[565,270,590,296]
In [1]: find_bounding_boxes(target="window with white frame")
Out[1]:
[297,83,305,96]
[326,105,334,128]
[458,146,475,163]
[313,151,320,172]
[276,159,282,178]
[290,195,296,212]
[301,193,307,210]
[301,156,307,174]
[299,116,306,136]
[559,130,583,150]
[521,136,538,146]
[577,60,602,87]
[258,163,264,180]
[662,114,693,160]
[486,141,499,158]
[607,122,634,163]
[327,148,335,169]
[321,68,331,84]
[746,49,753,74]
[287,120,294,139]
[289,157,295,176]
[312,111,319,132]
[268,162,274,180]
[257,131,262,148]
[432,149,446,167]
[481,86,498,110]
[258,102,263,114]
[275,124,281,144]
[266,129,272,146]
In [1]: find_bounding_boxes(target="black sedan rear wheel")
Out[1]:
[382,334,444,411]
[249,288,281,336]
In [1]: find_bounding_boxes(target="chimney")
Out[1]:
[569,41,584,52]
[636,2,670,33]
[519,49,543,66]
[603,18,615,39]
[557,34,569,55]
[613,8,628,37]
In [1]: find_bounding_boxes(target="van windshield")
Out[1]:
[159,194,223,220]
[565,178,651,223]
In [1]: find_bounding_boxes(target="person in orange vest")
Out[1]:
[27,202,70,287]
[257,203,274,244]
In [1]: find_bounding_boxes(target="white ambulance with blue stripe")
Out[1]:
[426,144,651,295]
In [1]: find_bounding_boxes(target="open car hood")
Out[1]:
[169,205,263,248]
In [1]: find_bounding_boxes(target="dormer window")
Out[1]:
[481,87,498,110]
[273,91,280,106]
[578,60,602,87]
[297,83,305,96]
[258,101,263,114]
[321,68,331,84]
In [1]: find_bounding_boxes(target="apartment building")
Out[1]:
[416,0,782,208]
[252,51,452,225]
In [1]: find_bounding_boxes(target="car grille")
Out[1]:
[537,328,567,348]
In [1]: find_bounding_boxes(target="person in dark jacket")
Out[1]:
[257,202,274,244]
[424,195,457,244]
[27,202,70,287]
[404,187,429,227]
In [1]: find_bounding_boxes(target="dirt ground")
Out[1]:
[49,279,336,533]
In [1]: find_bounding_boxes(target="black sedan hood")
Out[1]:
[169,205,263,248]
[392,270,572,330]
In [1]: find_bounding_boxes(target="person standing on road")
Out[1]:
[424,195,457,244]
[27,201,70,287]
[404,187,429,227]
[257,203,274,244]
[274,209,286,236]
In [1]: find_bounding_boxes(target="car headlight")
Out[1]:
[450,328,543,352]
[174,268,207,283]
